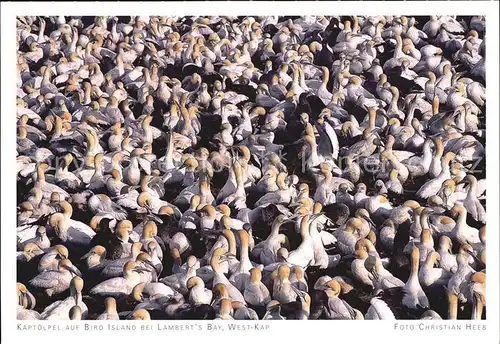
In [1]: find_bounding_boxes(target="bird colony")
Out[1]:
[16,15,486,321]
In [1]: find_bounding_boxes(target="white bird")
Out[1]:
[41,276,88,320]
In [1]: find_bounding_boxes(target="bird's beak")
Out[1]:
[81,251,92,260]
[57,252,68,259]
[364,215,376,228]
[432,206,447,214]
[262,310,272,319]
[67,265,82,277]
[290,284,305,300]
[220,252,236,262]
[467,250,481,265]
[145,260,157,273]
[133,266,151,273]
